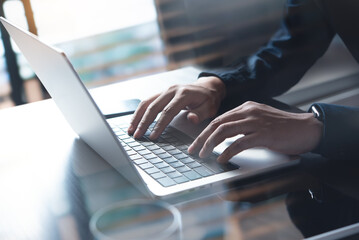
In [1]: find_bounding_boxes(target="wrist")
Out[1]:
[303,112,324,152]
[196,76,226,101]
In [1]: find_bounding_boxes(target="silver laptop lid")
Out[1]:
[0,17,151,197]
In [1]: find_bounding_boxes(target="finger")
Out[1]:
[186,102,216,124]
[149,95,189,139]
[217,134,259,163]
[128,94,160,134]
[186,112,200,124]
[199,119,254,158]
[133,91,175,138]
[188,110,247,154]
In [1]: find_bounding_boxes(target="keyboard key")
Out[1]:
[133,158,148,165]
[129,154,142,160]
[193,156,205,163]
[142,141,155,147]
[158,152,171,159]
[139,162,153,169]
[128,141,141,147]
[152,149,166,155]
[161,166,176,174]
[193,166,214,177]
[168,149,181,155]
[148,157,162,164]
[138,149,151,155]
[183,170,202,180]
[170,140,182,146]
[162,134,172,139]
[173,153,187,159]
[180,157,195,164]
[157,142,170,147]
[147,145,160,151]
[173,176,189,184]
[124,146,131,151]
[163,157,178,163]
[144,130,152,137]
[145,167,160,174]
[118,124,129,129]
[157,177,176,187]
[202,162,225,173]
[162,145,176,151]
[167,171,182,178]
[177,145,188,150]
[117,133,130,139]
[176,165,191,173]
[123,138,135,144]
[154,161,169,169]
[169,161,185,168]
[187,161,201,168]
[143,153,157,160]
[133,145,146,151]
[127,150,137,156]
[151,172,166,179]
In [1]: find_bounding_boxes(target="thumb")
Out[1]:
[186,104,214,124]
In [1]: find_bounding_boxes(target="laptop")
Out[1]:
[0,17,298,198]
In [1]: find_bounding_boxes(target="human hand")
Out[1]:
[128,76,226,139]
[188,101,323,163]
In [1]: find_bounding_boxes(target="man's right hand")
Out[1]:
[128,76,226,140]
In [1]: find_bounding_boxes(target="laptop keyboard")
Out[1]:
[109,120,238,188]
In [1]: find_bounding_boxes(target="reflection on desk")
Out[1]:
[0,68,359,239]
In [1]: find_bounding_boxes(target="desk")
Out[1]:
[0,67,358,239]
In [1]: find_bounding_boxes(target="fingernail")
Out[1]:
[134,130,141,139]
[199,149,206,158]
[187,144,194,154]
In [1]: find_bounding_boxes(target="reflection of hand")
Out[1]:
[188,101,323,163]
[128,76,226,140]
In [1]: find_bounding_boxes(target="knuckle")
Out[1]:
[177,86,190,96]
[139,99,149,108]
[246,101,258,106]
[209,118,222,129]
[246,105,260,115]
[147,103,157,113]
[217,123,228,133]
[163,106,175,115]
[168,84,179,91]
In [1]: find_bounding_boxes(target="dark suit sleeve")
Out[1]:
[310,103,359,161]
[199,0,335,100]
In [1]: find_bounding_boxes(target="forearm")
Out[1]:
[199,0,335,100]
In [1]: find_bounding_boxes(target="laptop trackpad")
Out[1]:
[213,136,294,167]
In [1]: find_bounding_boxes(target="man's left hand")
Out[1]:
[188,101,323,163]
